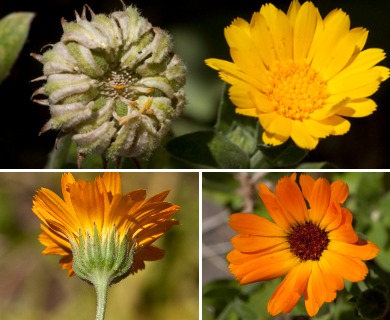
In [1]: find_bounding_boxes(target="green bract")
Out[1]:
[32,5,186,163]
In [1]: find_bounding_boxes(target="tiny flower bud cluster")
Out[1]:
[32,4,186,163]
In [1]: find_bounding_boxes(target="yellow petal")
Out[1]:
[317,115,351,135]
[290,121,319,150]
[204,58,264,89]
[321,27,368,81]
[309,9,350,71]
[262,130,289,146]
[224,17,250,48]
[259,3,293,61]
[250,11,276,67]
[329,48,387,81]
[302,118,332,138]
[292,1,318,61]
[337,98,377,117]
[287,0,301,24]
[264,114,293,137]
[327,68,384,98]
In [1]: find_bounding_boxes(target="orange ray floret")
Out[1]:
[228,174,379,317]
[32,173,180,276]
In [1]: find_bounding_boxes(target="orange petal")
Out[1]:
[304,261,326,316]
[59,255,74,276]
[299,174,315,202]
[33,188,78,234]
[102,172,122,195]
[331,180,349,204]
[308,178,331,225]
[68,179,108,232]
[258,183,296,231]
[39,224,71,252]
[275,176,308,224]
[321,250,368,282]
[61,173,76,207]
[318,256,344,299]
[320,202,343,231]
[268,261,312,315]
[229,249,299,284]
[231,234,288,253]
[229,213,286,237]
[327,239,379,260]
[328,208,358,243]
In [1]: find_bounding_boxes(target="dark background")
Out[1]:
[1,0,389,168]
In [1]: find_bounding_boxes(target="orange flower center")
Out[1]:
[266,60,328,120]
[288,222,329,261]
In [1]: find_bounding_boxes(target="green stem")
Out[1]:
[94,276,109,320]
[44,134,72,169]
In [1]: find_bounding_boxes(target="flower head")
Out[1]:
[227,174,379,316]
[32,172,179,285]
[205,0,389,150]
[32,4,186,163]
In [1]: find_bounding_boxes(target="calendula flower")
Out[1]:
[205,0,389,150]
[31,4,186,164]
[32,172,179,319]
[227,174,379,317]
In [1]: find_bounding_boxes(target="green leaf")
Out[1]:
[258,139,309,167]
[166,131,249,168]
[215,84,260,156]
[0,12,35,84]
[203,279,243,314]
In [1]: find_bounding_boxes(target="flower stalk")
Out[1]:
[94,276,109,320]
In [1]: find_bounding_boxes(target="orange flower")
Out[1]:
[227,174,379,316]
[32,172,179,277]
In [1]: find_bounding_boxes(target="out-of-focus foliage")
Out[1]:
[0,12,34,84]
[203,172,390,319]
[0,172,199,320]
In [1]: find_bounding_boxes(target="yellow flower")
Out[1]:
[205,0,389,150]
[228,174,379,316]
[32,172,180,280]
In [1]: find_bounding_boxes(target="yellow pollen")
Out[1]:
[113,84,125,90]
[266,61,328,120]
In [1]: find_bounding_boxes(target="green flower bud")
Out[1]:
[356,287,389,319]
[32,4,186,163]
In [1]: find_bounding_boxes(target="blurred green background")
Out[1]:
[203,172,390,319]
[0,171,199,320]
[0,0,390,168]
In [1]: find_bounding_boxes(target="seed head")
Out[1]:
[32,4,186,164]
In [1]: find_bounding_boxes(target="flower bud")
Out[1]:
[32,4,186,163]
